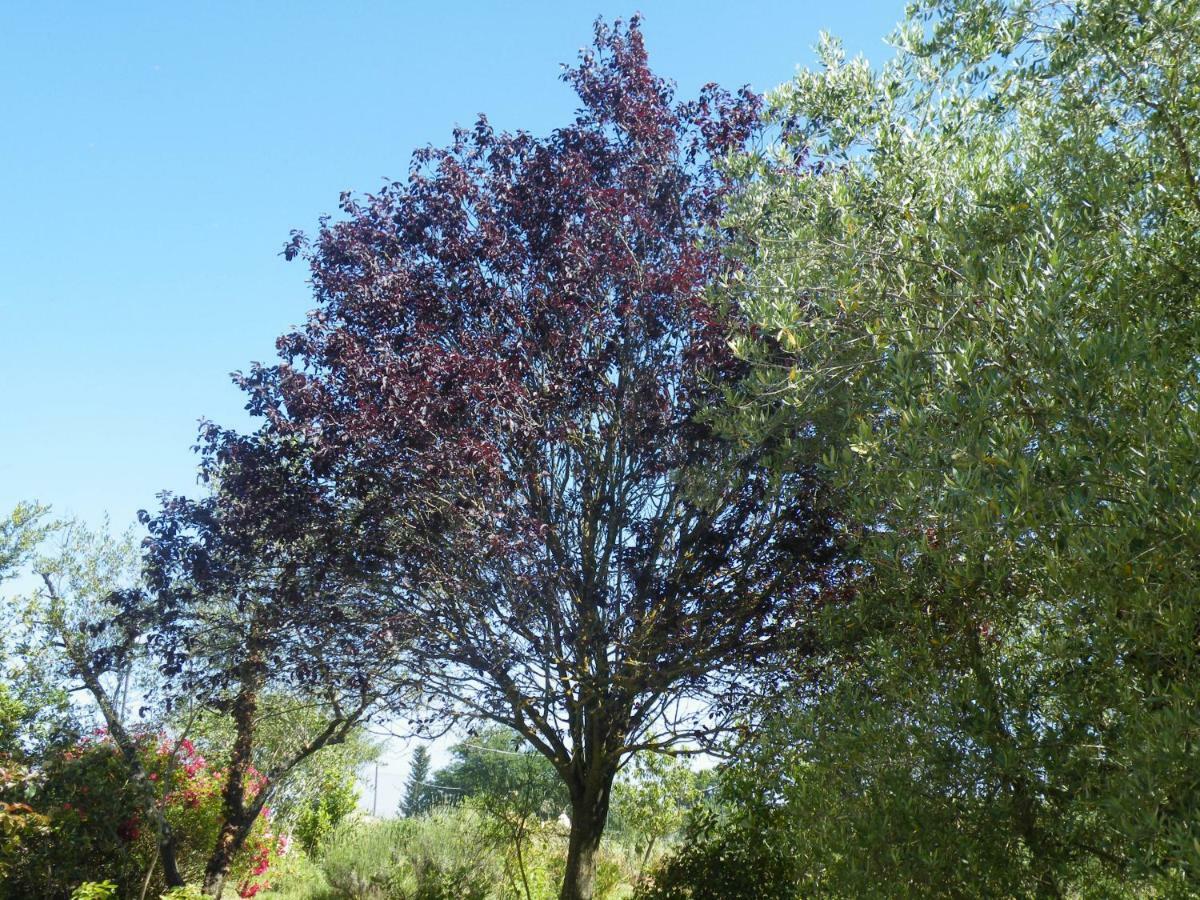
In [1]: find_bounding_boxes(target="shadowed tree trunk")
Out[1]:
[561,768,615,900]
[201,631,265,898]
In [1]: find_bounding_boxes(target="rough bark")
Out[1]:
[560,769,615,900]
[201,634,265,898]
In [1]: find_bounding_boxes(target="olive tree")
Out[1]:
[727,0,1200,893]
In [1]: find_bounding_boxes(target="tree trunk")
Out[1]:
[46,574,187,890]
[559,773,614,900]
[201,809,257,898]
[66,635,185,887]
[202,643,264,897]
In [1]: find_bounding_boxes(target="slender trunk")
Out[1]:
[638,834,657,879]
[513,818,533,900]
[45,574,186,889]
[559,772,614,900]
[202,642,264,897]
[138,845,160,900]
[72,646,185,887]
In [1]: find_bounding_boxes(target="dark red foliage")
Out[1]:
[135,424,399,695]
[247,18,760,494]
[236,19,834,898]
[130,426,397,897]
[248,9,835,759]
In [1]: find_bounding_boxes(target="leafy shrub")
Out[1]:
[318,818,406,898]
[70,882,119,900]
[0,758,49,882]
[633,806,800,900]
[254,848,334,900]
[294,771,360,856]
[0,730,284,899]
[316,808,519,900]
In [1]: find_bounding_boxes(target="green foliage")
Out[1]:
[0,502,50,581]
[634,805,801,900]
[256,849,334,900]
[2,732,149,898]
[422,729,567,898]
[291,809,639,900]
[294,769,361,856]
[158,888,205,900]
[401,746,432,818]
[316,811,501,900]
[0,507,78,758]
[70,882,119,900]
[609,755,700,877]
[179,691,380,832]
[428,729,565,819]
[727,0,1200,894]
[0,732,282,899]
[0,760,50,883]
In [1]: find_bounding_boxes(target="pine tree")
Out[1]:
[401,745,431,817]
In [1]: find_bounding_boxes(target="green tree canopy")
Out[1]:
[724,0,1200,893]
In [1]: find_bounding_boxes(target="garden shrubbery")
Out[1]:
[0,731,283,899]
[269,806,640,900]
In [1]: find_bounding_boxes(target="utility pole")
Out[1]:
[372,761,384,816]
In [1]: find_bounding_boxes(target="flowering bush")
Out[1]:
[0,729,285,899]
[0,759,50,883]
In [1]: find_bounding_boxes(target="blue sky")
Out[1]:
[1,0,904,813]
[1,1,903,531]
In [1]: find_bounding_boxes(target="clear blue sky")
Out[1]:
[1,1,902,528]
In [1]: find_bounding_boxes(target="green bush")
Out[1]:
[318,819,404,898]
[385,809,498,900]
[633,807,800,900]
[158,888,204,900]
[259,849,334,900]
[1,732,282,899]
[306,808,637,900]
[70,882,119,900]
[294,771,361,856]
[316,810,500,900]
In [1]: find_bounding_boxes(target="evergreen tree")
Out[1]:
[402,745,432,817]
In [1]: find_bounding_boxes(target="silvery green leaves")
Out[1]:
[726,0,1200,893]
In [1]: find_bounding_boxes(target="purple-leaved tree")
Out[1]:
[241,19,838,899]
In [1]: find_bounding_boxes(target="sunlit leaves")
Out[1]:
[729,0,1200,890]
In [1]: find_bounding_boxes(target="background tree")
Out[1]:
[0,505,75,759]
[0,503,64,891]
[0,503,48,580]
[609,753,700,879]
[135,425,402,897]
[241,18,838,900]
[428,729,564,814]
[20,518,188,891]
[431,728,569,900]
[401,745,433,818]
[725,0,1200,893]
